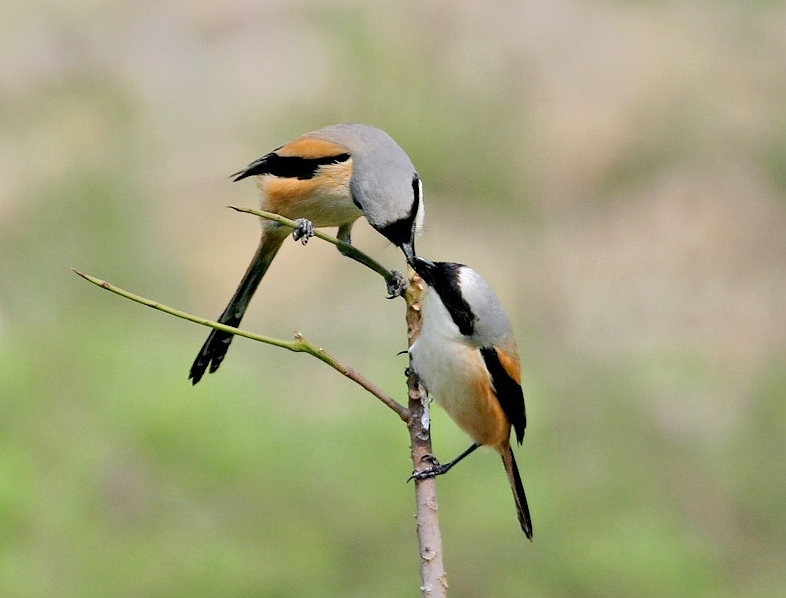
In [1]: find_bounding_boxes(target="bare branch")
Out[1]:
[72,244,448,595]
[406,272,448,597]
[228,206,398,286]
[71,268,410,421]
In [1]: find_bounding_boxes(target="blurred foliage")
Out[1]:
[1,1,786,596]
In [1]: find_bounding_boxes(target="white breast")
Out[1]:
[410,287,491,440]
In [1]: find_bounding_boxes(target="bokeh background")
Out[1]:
[2,1,785,596]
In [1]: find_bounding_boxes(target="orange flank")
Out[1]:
[277,136,350,159]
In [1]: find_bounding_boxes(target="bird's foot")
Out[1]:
[292,218,315,245]
[386,269,408,298]
[408,454,453,481]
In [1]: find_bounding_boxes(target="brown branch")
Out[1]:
[71,268,410,421]
[406,271,448,597]
[72,241,447,594]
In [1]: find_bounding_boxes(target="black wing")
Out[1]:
[480,346,526,444]
[232,152,350,181]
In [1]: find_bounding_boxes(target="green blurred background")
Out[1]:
[2,1,785,596]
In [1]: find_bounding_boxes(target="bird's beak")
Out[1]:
[401,240,416,266]
[411,255,436,283]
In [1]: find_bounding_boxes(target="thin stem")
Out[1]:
[228,206,396,284]
[71,268,410,421]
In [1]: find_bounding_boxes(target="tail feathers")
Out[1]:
[501,445,533,540]
[189,228,287,384]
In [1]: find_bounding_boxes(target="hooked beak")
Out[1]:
[401,239,416,266]
[410,255,436,284]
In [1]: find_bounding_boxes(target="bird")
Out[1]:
[408,256,533,539]
[189,124,424,385]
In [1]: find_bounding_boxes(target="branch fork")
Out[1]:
[73,206,447,597]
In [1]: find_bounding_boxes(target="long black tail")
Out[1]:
[189,226,288,384]
[500,444,533,540]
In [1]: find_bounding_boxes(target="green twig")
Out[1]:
[71,268,410,422]
[228,206,398,286]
